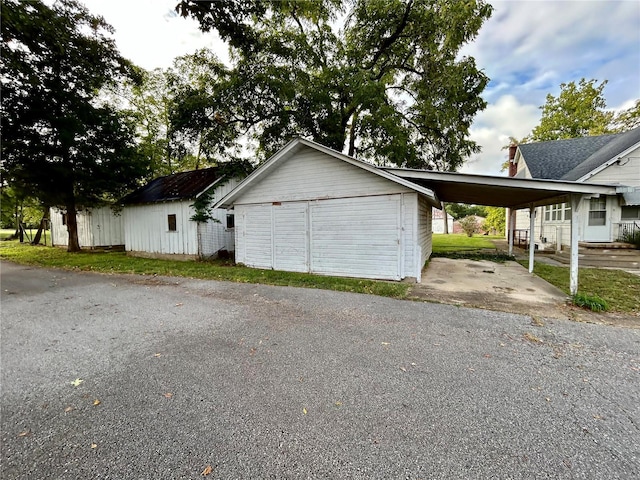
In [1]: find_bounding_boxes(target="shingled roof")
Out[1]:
[518,126,640,181]
[122,167,223,205]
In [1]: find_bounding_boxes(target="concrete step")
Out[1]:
[548,252,640,268]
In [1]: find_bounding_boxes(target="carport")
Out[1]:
[384,168,620,295]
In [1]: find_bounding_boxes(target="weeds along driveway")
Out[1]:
[1,261,639,479]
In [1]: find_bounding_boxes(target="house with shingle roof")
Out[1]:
[510,126,640,248]
[121,167,248,259]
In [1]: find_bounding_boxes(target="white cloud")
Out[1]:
[461,95,539,176]
[81,0,229,70]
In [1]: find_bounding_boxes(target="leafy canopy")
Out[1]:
[1,0,148,251]
[176,0,493,171]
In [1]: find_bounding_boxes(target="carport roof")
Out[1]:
[383,168,619,209]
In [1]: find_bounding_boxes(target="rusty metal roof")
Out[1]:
[121,168,223,205]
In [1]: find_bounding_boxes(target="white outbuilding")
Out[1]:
[50,206,124,249]
[215,138,440,282]
[121,167,243,259]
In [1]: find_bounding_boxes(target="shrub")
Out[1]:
[458,216,480,237]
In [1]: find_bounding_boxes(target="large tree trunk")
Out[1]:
[31,206,50,245]
[65,202,81,252]
[442,201,449,234]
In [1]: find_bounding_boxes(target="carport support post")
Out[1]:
[507,209,514,256]
[528,206,536,273]
[569,194,583,296]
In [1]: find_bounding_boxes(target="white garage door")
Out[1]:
[243,204,273,268]
[273,203,308,272]
[310,195,402,280]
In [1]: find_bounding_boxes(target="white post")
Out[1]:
[528,206,536,273]
[569,194,582,296]
[508,209,514,256]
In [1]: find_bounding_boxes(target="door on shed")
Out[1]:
[242,204,273,268]
[310,195,402,280]
[273,203,308,272]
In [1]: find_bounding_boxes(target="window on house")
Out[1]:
[621,206,640,220]
[226,214,235,229]
[588,198,606,226]
[61,213,67,225]
[167,214,177,231]
[544,203,570,222]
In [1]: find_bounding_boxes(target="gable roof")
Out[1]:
[122,167,224,205]
[517,126,640,181]
[214,137,440,209]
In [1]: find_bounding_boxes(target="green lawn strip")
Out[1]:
[432,233,501,253]
[518,260,640,314]
[0,241,408,299]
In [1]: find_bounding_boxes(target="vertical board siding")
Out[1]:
[310,195,401,280]
[416,195,432,279]
[124,201,197,255]
[237,146,413,204]
[49,206,123,247]
[273,203,308,272]
[90,207,124,246]
[241,204,273,268]
[402,193,417,278]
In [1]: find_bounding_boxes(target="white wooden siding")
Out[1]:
[124,200,198,255]
[587,145,640,187]
[416,194,433,281]
[236,145,414,205]
[402,193,417,280]
[273,203,308,272]
[240,204,273,268]
[310,195,402,280]
[50,206,123,247]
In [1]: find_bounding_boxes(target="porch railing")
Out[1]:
[615,221,640,246]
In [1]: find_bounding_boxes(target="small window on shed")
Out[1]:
[167,214,177,231]
[61,213,67,225]
[226,214,235,229]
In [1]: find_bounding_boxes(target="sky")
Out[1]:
[81,0,640,176]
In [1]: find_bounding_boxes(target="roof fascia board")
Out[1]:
[384,168,618,196]
[195,176,225,199]
[575,140,640,182]
[214,138,440,209]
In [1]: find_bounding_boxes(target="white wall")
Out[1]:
[50,206,123,247]
[237,145,414,204]
[417,194,433,276]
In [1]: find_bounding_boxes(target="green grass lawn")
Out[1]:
[0,240,408,299]
[519,260,640,314]
[0,228,51,244]
[432,233,501,253]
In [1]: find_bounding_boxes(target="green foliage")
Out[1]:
[612,99,640,132]
[483,207,506,235]
[0,241,408,299]
[529,79,614,142]
[458,216,481,237]
[175,0,493,170]
[572,293,609,312]
[445,203,488,220]
[1,0,149,251]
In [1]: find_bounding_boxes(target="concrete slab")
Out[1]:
[410,258,570,319]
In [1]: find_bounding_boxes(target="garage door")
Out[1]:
[310,195,402,280]
[273,203,308,272]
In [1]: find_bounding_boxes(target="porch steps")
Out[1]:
[547,248,640,269]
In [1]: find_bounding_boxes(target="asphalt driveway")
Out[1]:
[1,261,639,479]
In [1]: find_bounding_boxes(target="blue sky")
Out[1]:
[81,0,640,176]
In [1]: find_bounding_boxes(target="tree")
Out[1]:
[612,99,640,132]
[176,0,493,170]
[482,206,505,235]
[528,79,614,142]
[445,203,487,220]
[1,0,149,251]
